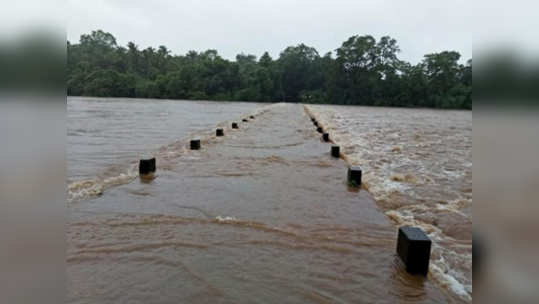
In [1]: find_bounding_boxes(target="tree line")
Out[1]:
[68,30,471,109]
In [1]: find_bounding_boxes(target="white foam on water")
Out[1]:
[215,215,237,223]
[67,179,105,202]
[430,258,472,302]
[387,208,472,301]
[306,104,472,302]
[67,164,138,203]
[436,198,471,218]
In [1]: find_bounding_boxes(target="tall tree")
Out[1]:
[67,30,471,109]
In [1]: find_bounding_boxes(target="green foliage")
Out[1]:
[67,30,472,109]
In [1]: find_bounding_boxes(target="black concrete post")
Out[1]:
[347,166,362,186]
[190,139,201,150]
[232,122,239,129]
[139,158,156,175]
[322,133,329,142]
[397,226,432,276]
[331,145,340,158]
[216,128,224,137]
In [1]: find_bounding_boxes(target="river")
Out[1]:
[67,97,471,303]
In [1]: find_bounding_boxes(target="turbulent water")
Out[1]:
[67,98,471,303]
[306,105,472,301]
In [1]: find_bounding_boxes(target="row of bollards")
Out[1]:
[312,117,338,158]
[139,118,254,177]
[312,116,361,186]
[312,114,432,276]
[311,115,431,276]
[190,119,252,152]
[312,116,338,158]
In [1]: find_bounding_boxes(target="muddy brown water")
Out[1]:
[68,102,462,303]
[306,105,472,301]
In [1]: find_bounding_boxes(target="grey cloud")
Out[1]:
[67,0,472,63]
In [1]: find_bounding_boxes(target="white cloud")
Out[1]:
[67,0,473,63]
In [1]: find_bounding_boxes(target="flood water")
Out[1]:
[67,98,470,303]
[307,105,472,301]
[67,97,264,201]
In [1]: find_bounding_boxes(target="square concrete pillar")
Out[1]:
[397,226,432,275]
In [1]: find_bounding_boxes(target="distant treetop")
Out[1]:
[68,30,471,109]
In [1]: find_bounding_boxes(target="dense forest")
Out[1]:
[68,30,471,109]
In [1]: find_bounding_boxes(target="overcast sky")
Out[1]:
[66,0,472,63]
